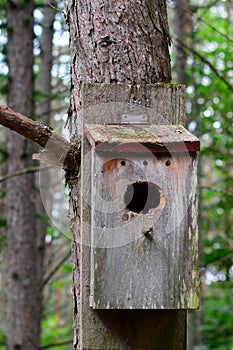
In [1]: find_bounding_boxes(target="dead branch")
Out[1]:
[0,105,80,174]
[0,105,68,148]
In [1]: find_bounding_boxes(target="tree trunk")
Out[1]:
[173,0,191,84]
[35,1,56,334]
[67,1,186,349]
[67,0,171,133]
[6,2,41,349]
[37,2,56,122]
[173,3,203,347]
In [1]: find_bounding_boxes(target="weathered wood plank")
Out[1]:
[81,83,186,126]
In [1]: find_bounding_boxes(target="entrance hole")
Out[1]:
[124,182,161,214]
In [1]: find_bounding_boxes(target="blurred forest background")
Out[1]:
[0,0,233,349]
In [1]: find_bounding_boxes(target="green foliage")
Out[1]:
[18,0,26,7]
[0,232,6,253]
[62,264,72,273]
[0,74,7,97]
[22,15,31,26]
[183,1,233,348]
[201,282,233,350]
[0,218,6,227]
[6,25,13,35]
[34,90,65,104]
[36,213,51,226]
[0,325,6,349]
[34,0,46,6]
[41,246,73,350]
[41,315,72,350]
[0,0,6,18]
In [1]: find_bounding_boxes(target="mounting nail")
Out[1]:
[142,226,153,237]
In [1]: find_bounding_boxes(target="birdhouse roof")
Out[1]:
[84,124,200,153]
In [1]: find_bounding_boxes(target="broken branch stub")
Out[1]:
[0,105,80,173]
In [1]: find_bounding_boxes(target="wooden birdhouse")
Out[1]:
[80,84,200,312]
[78,83,200,350]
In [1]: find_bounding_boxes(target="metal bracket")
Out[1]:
[121,114,149,125]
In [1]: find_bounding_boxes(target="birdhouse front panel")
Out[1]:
[84,124,200,310]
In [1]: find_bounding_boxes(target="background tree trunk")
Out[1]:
[173,0,191,85]
[173,2,203,348]
[35,1,56,334]
[67,1,186,349]
[6,2,41,349]
[36,2,56,122]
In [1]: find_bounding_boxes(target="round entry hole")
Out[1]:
[124,182,161,214]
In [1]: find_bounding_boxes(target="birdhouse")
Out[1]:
[82,115,200,310]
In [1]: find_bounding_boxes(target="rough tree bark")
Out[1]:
[66,1,186,349]
[6,2,40,349]
[67,0,171,133]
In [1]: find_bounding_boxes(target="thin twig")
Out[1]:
[174,37,233,93]
[201,186,233,199]
[39,339,72,349]
[197,17,233,44]
[41,249,71,289]
[206,252,233,266]
[0,166,49,183]
[48,0,67,19]
[191,0,220,15]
